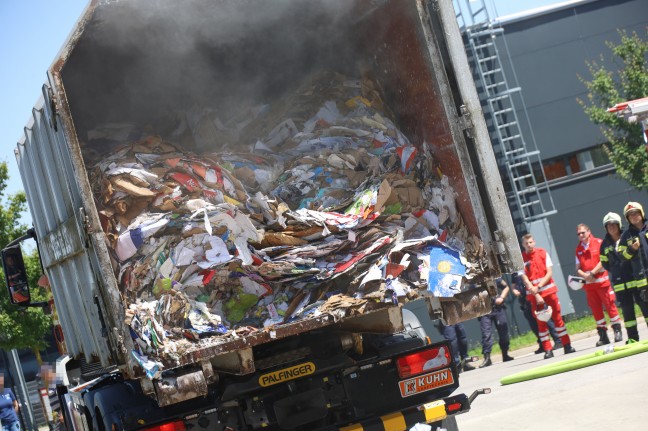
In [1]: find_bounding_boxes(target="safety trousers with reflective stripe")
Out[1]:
[617,288,648,341]
[585,286,620,328]
[339,400,447,431]
[528,292,571,351]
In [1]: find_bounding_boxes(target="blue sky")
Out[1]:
[0,0,88,226]
[0,0,567,227]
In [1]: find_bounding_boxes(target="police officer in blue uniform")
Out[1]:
[477,277,514,367]
[437,322,475,373]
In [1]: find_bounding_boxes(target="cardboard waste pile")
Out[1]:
[86,72,489,374]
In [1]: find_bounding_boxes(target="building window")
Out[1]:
[541,145,611,182]
[590,145,611,167]
[543,159,568,180]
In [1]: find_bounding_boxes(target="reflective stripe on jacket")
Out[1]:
[600,233,634,291]
[619,223,648,281]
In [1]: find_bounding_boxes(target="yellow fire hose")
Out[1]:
[500,339,648,385]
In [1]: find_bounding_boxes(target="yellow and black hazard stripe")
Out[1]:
[339,400,447,431]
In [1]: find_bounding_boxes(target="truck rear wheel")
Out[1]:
[440,416,459,431]
[430,416,459,431]
[95,408,105,431]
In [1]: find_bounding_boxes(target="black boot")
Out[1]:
[479,353,492,368]
[544,350,554,359]
[502,351,514,362]
[612,323,623,342]
[564,344,576,354]
[460,358,475,372]
[595,328,610,347]
[534,344,544,354]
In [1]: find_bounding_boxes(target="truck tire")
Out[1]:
[430,416,458,431]
[94,407,106,431]
[441,416,459,431]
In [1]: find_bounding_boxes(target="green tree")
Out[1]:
[579,30,648,190]
[0,161,52,361]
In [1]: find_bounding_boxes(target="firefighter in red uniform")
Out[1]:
[575,223,623,346]
[520,233,576,359]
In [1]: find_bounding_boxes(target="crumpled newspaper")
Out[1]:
[85,71,490,367]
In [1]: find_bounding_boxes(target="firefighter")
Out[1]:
[520,233,576,359]
[601,212,648,342]
[618,202,648,340]
[574,223,623,345]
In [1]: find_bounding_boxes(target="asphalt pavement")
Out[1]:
[454,317,648,430]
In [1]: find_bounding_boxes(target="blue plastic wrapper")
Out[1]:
[131,350,161,379]
[427,246,466,297]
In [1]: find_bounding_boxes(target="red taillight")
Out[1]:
[446,402,463,413]
[396,346,452,378]
[141,421,186,431]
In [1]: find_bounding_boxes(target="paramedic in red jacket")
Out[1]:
[575,223,623,346]
[520,233,576,359]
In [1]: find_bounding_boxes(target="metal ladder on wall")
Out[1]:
[453,0,556,224]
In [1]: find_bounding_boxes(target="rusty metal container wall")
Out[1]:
[16,90,115,366]
[432,0,523,272]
